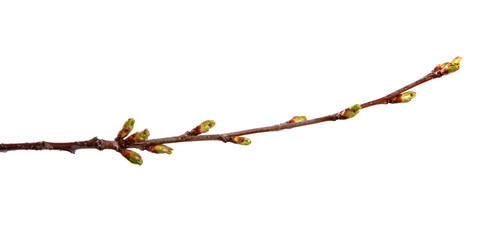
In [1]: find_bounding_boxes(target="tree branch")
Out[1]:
[0,57,462,165]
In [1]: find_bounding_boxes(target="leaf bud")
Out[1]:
[189,120,216,135]
[340,104,361,119]
[117,118,135,140]
[433,56,462,75]
[390,91,417,103]
[286,116,307,124]
[127,128,150,144]
[147,144,173,154]
[122,149,143,165]
[231,136,252,145]
[400,91,416,102]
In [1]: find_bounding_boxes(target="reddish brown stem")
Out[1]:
[0,67,451,155]
[361,72,438,108]
[0,137,117,154]
[132,72,441,148]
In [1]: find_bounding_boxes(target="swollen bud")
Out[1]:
[231,136,252,145]
[433,56,462,75]
[122,149,143,165]
[432,62,447,73]
[400,91,416,102]
[189,120,216,135]
[117,118,135,140]
[440,63,452,75]
[340,104,361,119]
[286,116,307,124]
[447,56,462,73]
[391,91,417,103]
[127,128,150,144]
[147,144,173,154]
[451,56,462,65]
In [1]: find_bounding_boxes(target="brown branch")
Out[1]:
[0,137,117,154]
[134,73,435,147]
[0,57,462,165]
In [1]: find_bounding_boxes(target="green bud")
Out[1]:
[451,56,462,65]
[140,128,150,138]
[433,56,462,75]
[147,144,173,154]
[117,118,135,140]
[440,63,452,75]
[190,120,216,135]
[340,104,361,119]
[391,91,417,103]
[286,116,307,123]
[447,56,462,73]
[201,120,216,132]
[127,128,150,144]
[122,149,143,165]
[432,64,443,73]
[401,91,416,102]
[231,136,252,145]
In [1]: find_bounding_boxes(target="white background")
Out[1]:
[1,0,486,239]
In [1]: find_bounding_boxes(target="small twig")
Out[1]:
[0,137,116,154]
[0,57,462,165]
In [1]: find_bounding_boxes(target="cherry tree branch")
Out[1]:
[0,57,462,165]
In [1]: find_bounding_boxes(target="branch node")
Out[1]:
[220,136,231,143]
[37,141,53,150]
[95,138,104,151]
[331,113,340,121]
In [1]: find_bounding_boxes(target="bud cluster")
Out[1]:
[115,118,174,165]
[432,56,462,75]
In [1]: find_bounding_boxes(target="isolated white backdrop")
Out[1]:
[1,0,486,239]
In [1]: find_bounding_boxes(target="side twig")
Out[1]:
[0,57,462,165]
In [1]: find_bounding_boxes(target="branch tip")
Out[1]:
[433,56,462,75]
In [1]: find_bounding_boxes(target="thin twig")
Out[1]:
[0,57,462,164]
[134,72,439,147]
